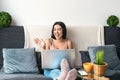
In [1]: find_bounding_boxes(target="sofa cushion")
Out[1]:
[3,48,39,73]
[88,45,120,69]
[35,52,43,74]
[79,51,91,65]
[0,71,53,80]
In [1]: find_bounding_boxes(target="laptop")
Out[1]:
[41,49,76,69]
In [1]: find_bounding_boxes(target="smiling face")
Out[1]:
[51,21,67,39]
[53,24,63,40]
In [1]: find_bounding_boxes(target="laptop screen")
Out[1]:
[41,49,76,69]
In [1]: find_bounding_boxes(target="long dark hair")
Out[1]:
[51,21,67,39]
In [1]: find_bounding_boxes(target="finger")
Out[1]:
[34,38,40,44]
[36,38,40,41]
[34,39,38,44]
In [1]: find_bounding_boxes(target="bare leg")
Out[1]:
[65,68,77,80]
[58,59,70,80]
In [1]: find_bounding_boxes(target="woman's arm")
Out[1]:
[34,38,51,50]
[34,38,46,49]
[67,39,73,49]
[44,39,51,50]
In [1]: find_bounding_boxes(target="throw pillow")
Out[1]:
[88,44,120,69]
[79,51,91,64]
[3,48,39,73]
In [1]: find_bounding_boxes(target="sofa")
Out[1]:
[0,25,120,80]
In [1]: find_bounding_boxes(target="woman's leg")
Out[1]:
[65,68,77,80]
[44,69,61,80]
[58,59,70,80]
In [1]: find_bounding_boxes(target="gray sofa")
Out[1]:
[0,26,52,80]
[0,26,120,80]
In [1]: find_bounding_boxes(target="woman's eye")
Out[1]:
[54,28,61,31]
[58,28,62,31]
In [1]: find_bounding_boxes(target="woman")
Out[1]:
[34,21,77,80]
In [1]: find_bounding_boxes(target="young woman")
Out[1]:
[34,21,77,80]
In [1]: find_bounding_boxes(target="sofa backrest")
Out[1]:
[24,25,104,50]
[104,26,120,59]
[0,26,24,69]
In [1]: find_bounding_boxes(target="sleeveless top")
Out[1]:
[50,38,68,49]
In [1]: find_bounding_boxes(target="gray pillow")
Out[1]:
[3,48,39,73]
[79,51,91,64]
[88,45,120,69]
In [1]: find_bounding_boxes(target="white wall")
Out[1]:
[1,0,120,26]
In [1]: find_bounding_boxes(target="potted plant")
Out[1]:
[0,11,12,28]
[93,50,108,76]
[107,15,119,27]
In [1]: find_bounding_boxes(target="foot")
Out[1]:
[65,68,77,80]
[58,59,70,80]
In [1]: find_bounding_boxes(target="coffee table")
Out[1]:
[78,69,110,80]
[81,75,109,80]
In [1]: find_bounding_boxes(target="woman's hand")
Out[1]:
[34,38,45,48]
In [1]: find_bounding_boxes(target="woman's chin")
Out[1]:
[55,37,61,40]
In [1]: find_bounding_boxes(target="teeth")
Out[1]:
[55,35,59,36]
